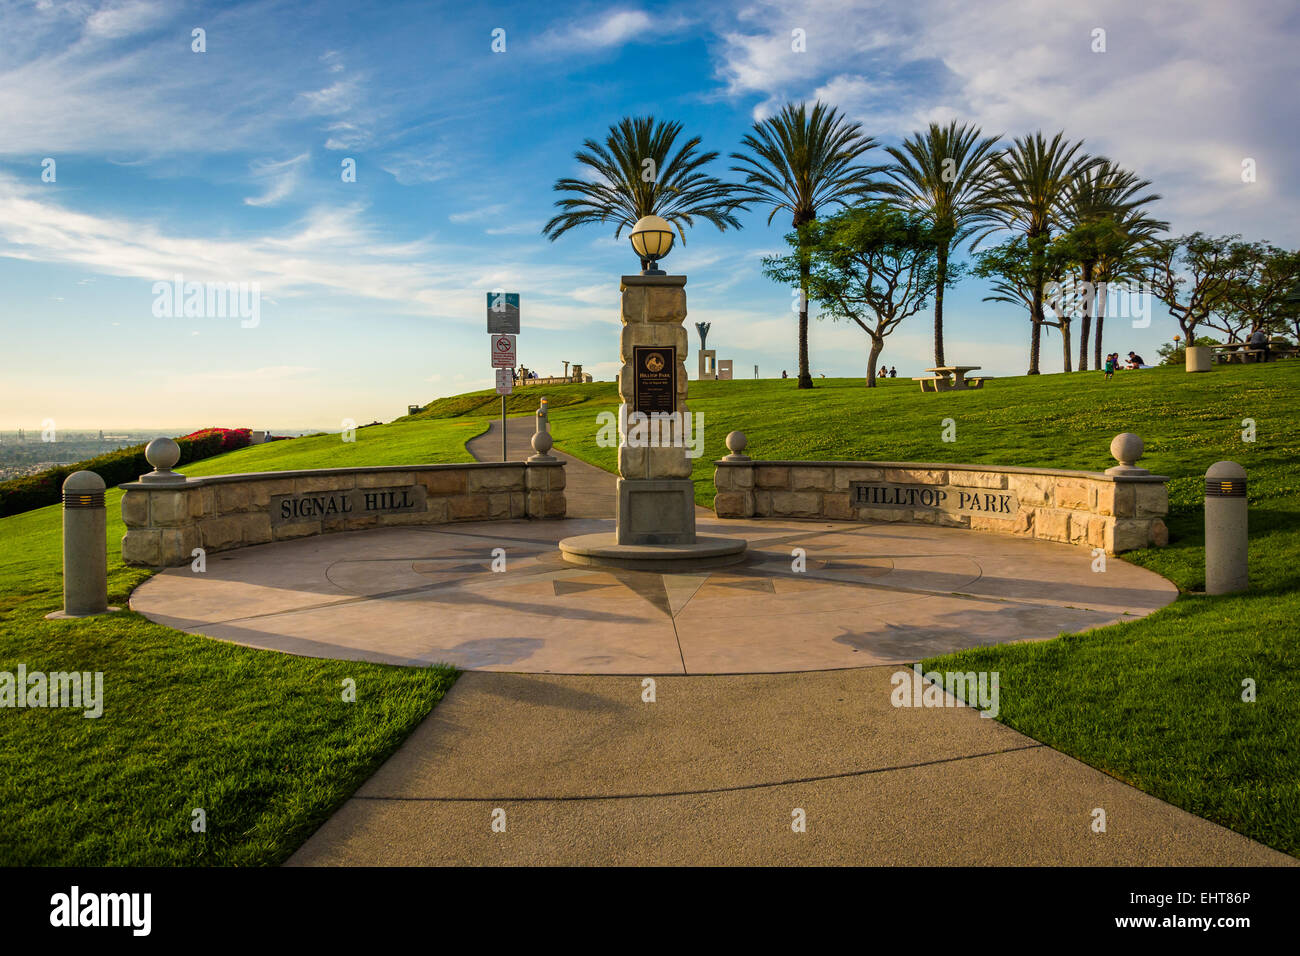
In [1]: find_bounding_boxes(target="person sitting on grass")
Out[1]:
[1126,351,1146,369]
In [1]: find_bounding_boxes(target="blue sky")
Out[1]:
[1,0,1297,430]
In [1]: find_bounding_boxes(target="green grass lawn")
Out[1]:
[3,363,1298,862]
[0,418,487,865]
[415,363,1300,856]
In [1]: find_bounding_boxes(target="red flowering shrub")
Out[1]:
[0,427,254,518]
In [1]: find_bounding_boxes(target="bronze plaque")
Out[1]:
[633,346,676,415]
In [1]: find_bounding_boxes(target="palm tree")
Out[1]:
[732,101,881,388]
[980,131,1098,374]
[1092,210,1166,368]
[1060,162,1163,369]
[879,121,1001,366]
[542,116,748,268]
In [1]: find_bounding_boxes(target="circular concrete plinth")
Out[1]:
[559,532,747,571]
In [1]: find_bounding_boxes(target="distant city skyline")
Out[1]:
[2,0,1297,429]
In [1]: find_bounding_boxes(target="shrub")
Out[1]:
[0,428,252,519]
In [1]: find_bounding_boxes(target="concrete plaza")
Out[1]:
[128,419,1292,865]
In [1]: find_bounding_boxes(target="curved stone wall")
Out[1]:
[713,459,1168,553]
[120,461,566,567]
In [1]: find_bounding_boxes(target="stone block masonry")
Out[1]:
[714,459,1169,554]
[120,461,565,567]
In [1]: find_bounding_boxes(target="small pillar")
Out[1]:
[1205,461,1248,594]
[529,397,556,461]
[45,471,117,619]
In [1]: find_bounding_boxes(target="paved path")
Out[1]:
[467,415,619,519]
[288,667,1292,865]
[133,416,1294,863]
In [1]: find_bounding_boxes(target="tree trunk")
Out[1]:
[797,258,813,388]
[933,244,948,367]
[1094,298,1105,371]
[866,339,883,387]
[1028,258,1044,375]
[1061,321,1072,373]
[1029,316,1043,375]
[1077,263,1094,371]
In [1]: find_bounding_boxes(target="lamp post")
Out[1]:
[628,215,675,275]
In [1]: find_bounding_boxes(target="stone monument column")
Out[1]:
[616,274,695,544]
[557,219,745,572]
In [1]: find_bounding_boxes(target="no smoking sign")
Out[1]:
[490,333,516,368]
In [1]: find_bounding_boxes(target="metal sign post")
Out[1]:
[495,368,513,462]
[487,294,520,463]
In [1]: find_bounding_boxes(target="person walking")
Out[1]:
[1104,352,1117,381]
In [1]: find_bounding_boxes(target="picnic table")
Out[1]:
[912,366,988,392]
[1211,342,1299,363]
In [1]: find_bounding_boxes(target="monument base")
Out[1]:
[617,478,696,545]
[558,532,746,572]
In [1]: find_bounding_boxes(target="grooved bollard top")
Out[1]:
[1206,460,1247,497]
[62,470,106,508]
[140,436,185,484]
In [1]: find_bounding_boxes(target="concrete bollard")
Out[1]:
[1205,461,1248,594]
[1186,345,1212,373]
[45,470,116,619]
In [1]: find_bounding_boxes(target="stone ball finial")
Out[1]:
[1105,432,1149,477]
[531,430,554,457]
[146,437,181,471]
[141,437,184,484]
[1110,432,1143,467]
[724,430,750,461]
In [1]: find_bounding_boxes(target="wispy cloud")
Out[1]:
[243,153,310,207]
[536,9,689,52]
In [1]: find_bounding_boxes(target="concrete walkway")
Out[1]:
[134,415,1295,864]
[467,415,619,519]
[288,668,1293,865]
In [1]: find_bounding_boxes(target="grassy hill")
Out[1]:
[2,362,1297,861]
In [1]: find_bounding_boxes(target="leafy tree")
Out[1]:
[1209,243,1300,342]
[979,131,1099,374]
[1147,233,1253,342]
[763,204,943,386]
[733,101,882,388]
[879,121,1001,366]
[542,116,748,269]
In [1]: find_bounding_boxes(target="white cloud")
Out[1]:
[84,1,165,39]
[243,153,310,207]
[537,9,690,52]
[712,0,1300,241]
